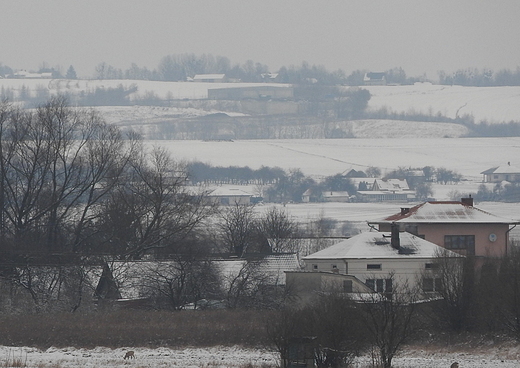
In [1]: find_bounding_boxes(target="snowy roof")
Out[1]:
[303,231,459,260]
[364,72,386,81]
[216,254,300,285]
[369,201,520,224]
[208,187,252,197]
[193,74,226,80]
[373,178,410,191]
[481,164,520,175]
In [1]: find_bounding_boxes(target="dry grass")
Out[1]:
[1,348,27,368]
[0,309,274,349]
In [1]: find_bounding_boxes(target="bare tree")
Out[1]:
[431,249,474,332]
[359,275,420,368]
[98,146,216,259]
[257,207,298,253]
[0,97,136,255]
[267,294,368,368]
[138,257,220,310]
[497,245,520,338]
[217,203,257,257]
[223,258,271,309]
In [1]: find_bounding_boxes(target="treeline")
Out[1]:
[453,182,520,203]
[7,56,520,87]
[188,163,358,203]
[439,67,520,86]
[0,97,216,261]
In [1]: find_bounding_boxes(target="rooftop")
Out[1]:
[369,201,520,224]
[303,231,459,260]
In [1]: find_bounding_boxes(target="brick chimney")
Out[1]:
[461,195,473,207]
[391,222,400,250]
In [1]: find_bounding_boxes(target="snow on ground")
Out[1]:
[2,79,520,123]
[0,345,278,368]
[365,83,520,123]
[96,105,247,127]
[1,345,519,368]
[0,78,290,100]
[151,137,520,180]
[346,119,469,138]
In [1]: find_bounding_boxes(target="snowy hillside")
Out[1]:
[2,78,520,124]
[365,83,520,123]
[152,137,520,180]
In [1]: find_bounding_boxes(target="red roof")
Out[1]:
[369,201,519,224]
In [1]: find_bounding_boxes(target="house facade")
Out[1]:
[368,197,520,258]
[287,229,461,303]
[481,163,520,183]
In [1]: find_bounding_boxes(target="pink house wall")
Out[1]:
[380,223,509,258]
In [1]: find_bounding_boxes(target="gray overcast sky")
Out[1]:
[2,0,520,79]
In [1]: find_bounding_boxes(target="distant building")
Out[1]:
[481,162,520,183]
[287,228,461,304]
[363,72,386,85]
[192,74,227,83]
[356,178,415,202]
[368,197,520,258]
[13,70,53,79]
[207,186,253,205]
[321,191,350,203]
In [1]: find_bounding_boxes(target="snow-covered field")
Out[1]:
[2,78,520,124]
[365,83,520,123]
[2,344,519,368]
[151,137,520,181]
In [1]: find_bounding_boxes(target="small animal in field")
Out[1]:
[123,351,135,359]
[450,362,459,368]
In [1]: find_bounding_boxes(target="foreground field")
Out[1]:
[1,311,519,368]
[2,344,519,368]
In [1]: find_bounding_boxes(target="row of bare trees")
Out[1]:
[0,98,306,312]
[0,97,216,261]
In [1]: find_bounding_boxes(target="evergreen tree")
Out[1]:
[66,65,77,79]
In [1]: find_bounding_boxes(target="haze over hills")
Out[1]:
[1,78,519,140]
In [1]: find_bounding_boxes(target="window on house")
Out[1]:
[422,277,442,292]
[425,263,439,270]
[366,278,392,293]
[331,264,337,269]
[343,280,353,293]
[312,264,318,271]
[444,235,475,254]
[405,225,418,235]
[367,264,382,270]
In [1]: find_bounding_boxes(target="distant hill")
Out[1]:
[1,79,520,139]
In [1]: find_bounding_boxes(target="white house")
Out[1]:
[286,228,461,303]
[207,186,253,205]
[357,178,415,202]
[363,72,386,85]
[481,162,520,183]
